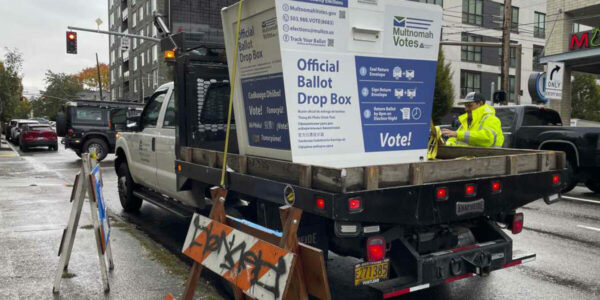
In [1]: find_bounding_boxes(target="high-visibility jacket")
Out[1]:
[445,104,504,148]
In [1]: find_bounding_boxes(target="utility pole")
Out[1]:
[500,0,512,105]
[96,53,104,101]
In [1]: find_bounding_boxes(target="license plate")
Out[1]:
[354,259,389,286]
[37,137,45,140]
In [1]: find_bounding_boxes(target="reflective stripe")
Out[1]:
[464,131,471,144]
[479,115,491,130]
[483,126,498,147]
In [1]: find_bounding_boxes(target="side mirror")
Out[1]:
[126,115,142,131]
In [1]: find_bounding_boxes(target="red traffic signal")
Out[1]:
[66,31,77,54]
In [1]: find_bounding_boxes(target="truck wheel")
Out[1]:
[561,161,578,194]
[118,162,143,212]
[585,178,600,194]
[83,138,108,161]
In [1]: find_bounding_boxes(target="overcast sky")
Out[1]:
[0,1,109,97]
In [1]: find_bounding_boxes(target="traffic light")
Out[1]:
[66,31,77,54]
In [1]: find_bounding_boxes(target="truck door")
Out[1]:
[132,90,167,187]
[155,88,178,195]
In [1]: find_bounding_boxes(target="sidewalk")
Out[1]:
[0,143,223,299]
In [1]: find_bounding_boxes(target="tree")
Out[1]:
[432,48,455,124]
[14,98,32,119]
[77,64,109,91]
[38,71,83,120]
[0,48,24,123]
[571,72,600,122]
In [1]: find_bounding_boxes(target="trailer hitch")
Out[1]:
[461,251,492,276]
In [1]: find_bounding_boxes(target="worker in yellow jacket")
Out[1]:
[442,92,504,148]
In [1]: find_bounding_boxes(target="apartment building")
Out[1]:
[107,0,236,102]
[413,0,547,104]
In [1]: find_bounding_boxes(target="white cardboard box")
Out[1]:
[222,0,442,168]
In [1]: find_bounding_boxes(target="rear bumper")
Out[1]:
[379,250,535,299]
[22,139,57,147]
[368,221,534,298]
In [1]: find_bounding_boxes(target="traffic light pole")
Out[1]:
[67,26,160,42]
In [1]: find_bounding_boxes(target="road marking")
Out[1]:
[562,195,600,205]
[577,225,600,233]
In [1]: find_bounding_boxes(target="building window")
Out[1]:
[147,73,151,88]
[499,5,519,33]
[153,69,158,87]
[134,56,138,70]
[462,0,483,26]
[141,53,145,67]
[461,33,482,63]
[460,71,481,98]
[497,76,516,102]
[132,12,137,27]
[146,1,150,16]
[140,29,144,45]
[532,45,544,71]
[152,45,158,62]
[498,44,517,68]
[534,12,545,38]
[417,0,443,5]
[147,49,151,64]
[139,6,144,21]
[134,79,138,93]
[152,0,157,12]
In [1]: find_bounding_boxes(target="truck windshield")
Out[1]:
[522,108,562,126]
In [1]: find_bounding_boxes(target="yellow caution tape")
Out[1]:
[221,0,245,187]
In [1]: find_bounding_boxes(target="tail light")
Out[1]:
[67,128,74,136]
[436,187,449,201]
[366,236,386,262]
[315,197,325,210]
[23,132,35,141]
[465,184,477,197]
[491,181,502,193]
[511,213,524,234]
[552,174,561,186]
[348,198,362,212]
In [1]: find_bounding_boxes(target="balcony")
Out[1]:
[122,8,128,22]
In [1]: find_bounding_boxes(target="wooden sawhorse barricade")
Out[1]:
[169,186,331,300]
[52,154,114,293]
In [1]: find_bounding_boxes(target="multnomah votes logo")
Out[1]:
[393,16,434,48]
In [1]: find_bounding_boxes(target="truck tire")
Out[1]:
[585,178,600,194]
[562,160,578,194]
[83,138,108,161]
[117,162,143,212]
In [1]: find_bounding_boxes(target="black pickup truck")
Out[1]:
[56,100,143,161]
[442,105,600,193]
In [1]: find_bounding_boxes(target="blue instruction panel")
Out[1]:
[241,73,291,150]
[355,56,437,152]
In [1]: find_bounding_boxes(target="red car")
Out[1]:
[18,124,58,151]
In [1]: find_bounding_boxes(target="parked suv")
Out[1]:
[56,100,143,161]
[18,124,58,151]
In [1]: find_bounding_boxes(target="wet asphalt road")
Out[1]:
[12,144,600,300]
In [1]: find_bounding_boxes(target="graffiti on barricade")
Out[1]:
[182,213,295,300]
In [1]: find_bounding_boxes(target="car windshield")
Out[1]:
[29,126,52,131]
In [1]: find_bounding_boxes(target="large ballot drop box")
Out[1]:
[222,0,442,168]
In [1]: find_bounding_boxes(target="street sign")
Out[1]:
[545,62,564,100]
[91,164,110,253]
[120,37,130,52]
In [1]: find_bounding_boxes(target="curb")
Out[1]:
[0,138,19,157]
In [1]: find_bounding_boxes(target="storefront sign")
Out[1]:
[569,27,600,51]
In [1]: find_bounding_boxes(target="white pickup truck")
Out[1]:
[114,82,206,213]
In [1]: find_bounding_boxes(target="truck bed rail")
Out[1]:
[179,146,565,193]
